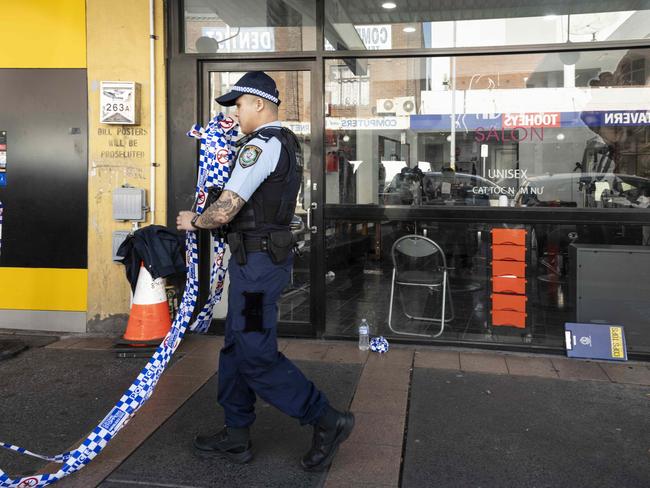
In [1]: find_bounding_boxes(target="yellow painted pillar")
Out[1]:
[86,0,167,328]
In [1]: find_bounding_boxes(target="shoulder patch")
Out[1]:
[239,145,263,168]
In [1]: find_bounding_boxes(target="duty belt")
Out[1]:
[243,237,268,253]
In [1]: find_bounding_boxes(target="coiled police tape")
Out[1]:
[0,113,238,488]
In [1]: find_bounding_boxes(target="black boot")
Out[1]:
[301,406,355,472]
[192,426,253,464]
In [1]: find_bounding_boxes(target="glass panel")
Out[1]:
[184,0,316,53]
[325,48,650,209]
[325,219,650,354]
[210,70,312,323]
[324,1,650,50]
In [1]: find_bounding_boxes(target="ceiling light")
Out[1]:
[556,133,565,141]
[382,2,397,9]
[403,26,416,33]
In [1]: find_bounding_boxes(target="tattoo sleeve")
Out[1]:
[197,190,246,229]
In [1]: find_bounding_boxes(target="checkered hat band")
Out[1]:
[232,85,279,104]
[0,114,237,488]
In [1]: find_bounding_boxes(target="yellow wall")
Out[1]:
[0,1,88,316]
[0,268,87,311]
[0,0,87,68]
[86,0,167,322]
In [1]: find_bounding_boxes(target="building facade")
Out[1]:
[1,1,648,359]
[170,0,650,358]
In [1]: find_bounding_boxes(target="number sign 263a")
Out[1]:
[100,81,140,125]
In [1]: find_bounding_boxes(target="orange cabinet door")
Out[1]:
[492,244,526,262]
[492,310,527,328]
[491,228,526,246]
[492,276,527,295]
[492,260,526,278]
[491,293,527,312]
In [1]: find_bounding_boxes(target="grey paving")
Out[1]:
[0,333,58,361]
[402,369,650,488]
[103,361,361,488]
[0,349,150,476]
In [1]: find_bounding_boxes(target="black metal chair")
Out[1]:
[388,234,454,338]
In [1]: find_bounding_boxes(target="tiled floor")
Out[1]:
[37,336,650,488]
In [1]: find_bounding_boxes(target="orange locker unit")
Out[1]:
[491,229,527,328]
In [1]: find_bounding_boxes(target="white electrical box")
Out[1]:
[113,187,147,221]
[100,81,140,125]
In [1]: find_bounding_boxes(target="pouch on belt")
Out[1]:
[267,230,294,264]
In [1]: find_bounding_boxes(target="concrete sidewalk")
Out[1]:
[0,334,649,487]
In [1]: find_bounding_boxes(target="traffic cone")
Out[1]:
[121,262,172,346]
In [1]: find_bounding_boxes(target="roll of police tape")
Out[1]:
[370,336,390,354]
[0,113,238,488]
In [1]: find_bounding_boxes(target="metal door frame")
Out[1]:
[199,60,325,338]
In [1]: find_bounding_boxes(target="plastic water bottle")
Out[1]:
[358,318,370,351]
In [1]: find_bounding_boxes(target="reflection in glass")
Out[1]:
[185,0,316,53]
[209,70,312,323]
[325,1,650,50]
[325,48,650,209]
[324,220,650,354]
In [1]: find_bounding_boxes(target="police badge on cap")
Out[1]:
[215,71,281,107]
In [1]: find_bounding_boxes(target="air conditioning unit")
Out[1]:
[376,98,396,114]
[395,96,417,116]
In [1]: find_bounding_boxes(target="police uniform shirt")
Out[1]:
[224,121,283,201]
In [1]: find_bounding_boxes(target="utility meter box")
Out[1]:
[100,81,140,125]
[112,230,131,261]
[113,187,147,221]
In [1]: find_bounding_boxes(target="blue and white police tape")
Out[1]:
[0,113,238,488]
[369,336,390,354]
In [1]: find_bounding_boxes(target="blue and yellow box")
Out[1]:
[565,323,627,361]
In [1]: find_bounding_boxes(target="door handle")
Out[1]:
[307,202,317,234]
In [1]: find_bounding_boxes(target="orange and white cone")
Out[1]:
[122,263,172,345]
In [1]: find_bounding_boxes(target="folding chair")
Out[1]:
[388,234,454,338]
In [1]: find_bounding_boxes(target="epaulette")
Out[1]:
[235,126,277,147]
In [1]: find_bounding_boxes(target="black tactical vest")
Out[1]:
[230,126,304,237]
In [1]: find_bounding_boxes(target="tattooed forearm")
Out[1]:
[197,190,246,228]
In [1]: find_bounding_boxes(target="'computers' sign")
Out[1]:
[355,25,392,50]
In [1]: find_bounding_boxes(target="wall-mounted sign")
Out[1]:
[325,25,392,50]
[281,122,311,135]
[355,25,392,50]
[100,81,140,125]
[0,131,6,187]
[202,27,275,52]
[326,117,409,131]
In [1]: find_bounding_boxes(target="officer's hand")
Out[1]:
[176,211,197,231]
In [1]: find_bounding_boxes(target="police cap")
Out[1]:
[215,71,281,107]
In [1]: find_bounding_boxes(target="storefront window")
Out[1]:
[324,219,650,354]
[324,1,650,50]
[184,0,316,53]
[324,49,650,209]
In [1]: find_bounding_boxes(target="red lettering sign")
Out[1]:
[503,112,560,128]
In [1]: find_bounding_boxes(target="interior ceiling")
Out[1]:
[336,0,649,23]
[185,0,316,26]
[187,0,650,26]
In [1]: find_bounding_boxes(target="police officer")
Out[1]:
[176,71,354,471]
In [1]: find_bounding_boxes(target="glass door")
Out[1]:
[202,61,320,336]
